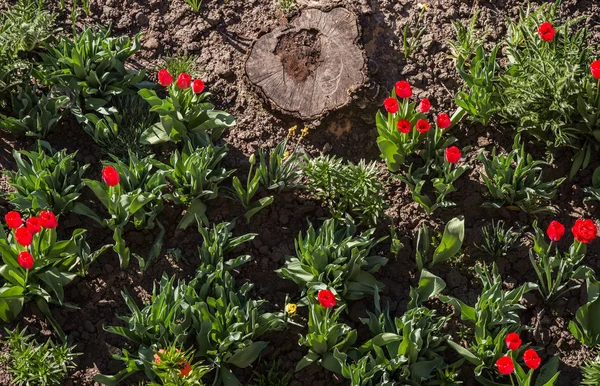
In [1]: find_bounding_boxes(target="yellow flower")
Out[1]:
[418,3,429,9]
[283,151,290,159]
[285,303,297,316]
[288,125,297,137]
[301,126,310,137]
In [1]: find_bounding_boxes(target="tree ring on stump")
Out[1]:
[245,7,367,120]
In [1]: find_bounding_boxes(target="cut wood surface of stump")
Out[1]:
[246,7,367,120]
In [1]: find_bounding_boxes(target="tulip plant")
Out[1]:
[376,81,457,172]
[5,142,89,215]
[491,333,560,386]
[0,85,68,139]
[397,145,470,214]
[150,345,210,386]
[79,155,168,269]
[441,263,537,382]
[228,153,274,224]
[296,289,357,373]
[529,219,596,301]
[38,26,144,111]
[277,216,388,304]
[478,138,565,214]
[165,142,232,229]
[139,69,235,145]
[570,274,600,347]
[415,216,465,270]
[0,211,107,340]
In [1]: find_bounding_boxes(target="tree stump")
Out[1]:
[245,7,367,120]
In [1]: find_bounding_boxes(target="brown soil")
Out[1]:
[1,0,600,385]
[274,29,323,83]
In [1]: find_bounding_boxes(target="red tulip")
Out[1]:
[15,227,32,247]
[384,98,399,114]
[572,219,597,244]
[102,166,120,187]
[177,73,192,89]
[591,60,600,80]
[437,113,451,129]
[317,289,336,308]
[418,98,431,113]
[5,211,22,229]
[496,356,514,375]
[415,119,430,133]
[395,81,412,99]
[39,211,58,229]
[178,362,192,377]
[17,251,34,269]
[397,119,411,134]
[192,79,205,94]
[157,69,173,87]
[505,332,522,351]
[538,22,555,42]
[523,348,541,370]
[546,220,565,242]
[445,146,461,164]
[26,217,42,235]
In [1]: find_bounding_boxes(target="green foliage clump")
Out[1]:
[277,216,387,303]
[478,139,565,214]
[0,0,54,97]
[500,3,590,148]
[166,143,232,229]
[0,85,68,138]
[302,155,388,226]
[82,93,157,159]
[2,327,78,386]
[5,142,89,215]
[581,356,600,385]
[39,26,143,111]
[250,360,292,386]
[475,220,521,258]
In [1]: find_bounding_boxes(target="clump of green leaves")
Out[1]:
[5,142,89,215]
[165,143,232,229]
[0,0,54,97]
[39,26,143,111]
[581,355,600,385]
[415,216,465,270]
[160,52,202,78]
[500,2,590,148]
[81,93,157,159]
[99,267,285,386]
[401,5,431,59]
[257,139,302,193]
[228,153,274,223]
[302,155,387,226]
[475,220,521,258]
[250,360,292,386]
[446,10,488,62]
[569,276,600,347]
[277,216,387,303]
[279,0,297,14]
[335,269,454,385]
[455,44,501,126]
[0,85,68,138]
[583,167,600,202]
[477,139,565,214]
[2,327,78,386]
